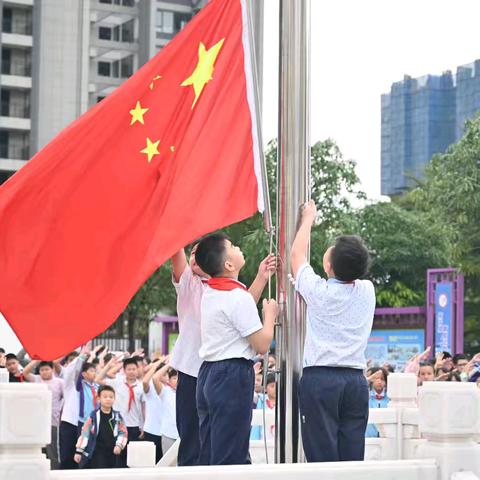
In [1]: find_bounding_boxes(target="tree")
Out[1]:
[409,116,480,353]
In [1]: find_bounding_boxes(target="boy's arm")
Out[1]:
[95,357,122,384]
[152,362,171,395]
[75,415,93,455]
[116,413,129,451]
[291,200,317,278]
[247,299,278,355]
[248,254,277,304]
[142,359,162,393]
[172,249,188,283]
[22,360,39,382]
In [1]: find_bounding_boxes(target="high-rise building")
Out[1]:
[0,0,208,185]
[381,59,480,196]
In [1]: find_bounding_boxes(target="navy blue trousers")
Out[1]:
[59,421,78,469]
[299,366,369,463]
[196,358,254,465]
[176,371,200,466]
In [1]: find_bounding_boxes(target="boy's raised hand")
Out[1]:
[300,200,317,225]
[262,298,279,319]
[257,254,277,281]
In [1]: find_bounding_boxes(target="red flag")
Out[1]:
[0,0,264,360]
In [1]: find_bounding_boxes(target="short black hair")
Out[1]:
[368,366,389,382]
[442,351,452,359]
[65,351,79,362]
[168,368,178,379]
[5,353,17,361]
[98,384,115,397]
[123,357,138,368]
[0,348,5,354]
[38,361,53,369]
[453,353,469,364]
[103,353,114,364]
[131,356,143,366]
[330,235,370,281]
[195,233,229,277]
[91,358,100,366]
[81,362,95,373]
[265,373,276,385]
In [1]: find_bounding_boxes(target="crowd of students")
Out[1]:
[2,200,477,468]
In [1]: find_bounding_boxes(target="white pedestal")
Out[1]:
[127,440,156,467]
[0,383,51,480]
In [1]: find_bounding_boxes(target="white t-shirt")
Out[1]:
[295,263,376,369]
[106,377,144,428]
[59,356,83,426]
[143,381,163,436]
[199,285,262,362]
[159,385,178,439]
[171,266,207,377]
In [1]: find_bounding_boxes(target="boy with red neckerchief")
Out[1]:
[194,232,278,466]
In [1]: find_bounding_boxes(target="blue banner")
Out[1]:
[366,329,425,371]
[435,283,453,353]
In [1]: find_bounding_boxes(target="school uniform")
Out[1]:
[196,278,262,466]
[106,376,144,468]
[365,389,390,438]
[171,266,206,465]
[77,378,100,429]
[143,381,164,463]
[59,356,85,469]
[75,407,128,469]
[295,263,375,462]
[159,384,178,454]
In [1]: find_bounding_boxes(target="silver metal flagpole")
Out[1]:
[275,0,311,463]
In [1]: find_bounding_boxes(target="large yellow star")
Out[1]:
[181,39,225,109]
[129,101,149,125]
[140,137,160,162]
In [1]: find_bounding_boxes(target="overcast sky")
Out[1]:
[262,0,480,199]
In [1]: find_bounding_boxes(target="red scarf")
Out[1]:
[90,384,97,409]
[125,383,136,412]
[207,277,248,292]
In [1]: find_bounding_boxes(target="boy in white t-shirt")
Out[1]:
[194,233,278,465]
[291,201,376,463]
[171,242,276,466]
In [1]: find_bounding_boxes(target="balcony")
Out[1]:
[1,32,32,48]
[2,17,32,36]
[0,144,29,160]
[1,60,31,77]
[1,102,30,119]
[0,116,31,130]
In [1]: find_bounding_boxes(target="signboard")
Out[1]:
[168,332,179,353]
[434,282,453,353]
[366,329,425,371]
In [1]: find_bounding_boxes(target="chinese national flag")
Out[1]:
[0,0,264,359]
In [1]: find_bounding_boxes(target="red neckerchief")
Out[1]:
[207,277,248,292]
[90,384,97,409]
[266,398,275,409]
[125,382,136,412]
[375,393,383,400]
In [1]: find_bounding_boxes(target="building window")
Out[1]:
[0,131,9,158]
[156,10,174,34]
[120,55,133,77]
[2,7,12,33]
[98,61,111,77]
[121,19,134,42]
[174,12,191,32]
[97,96,106,103]
[0,90,9,116]
[98,26,111,40]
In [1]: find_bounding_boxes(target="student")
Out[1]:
[0,347,5,367]
[142,358,168,463]
[77,362,100,431]
[170,243,209,466]
[97,357,145,468]
[5,353,24,382]
[23,360,65,469]
[58,346,89,469]
[74,385,128,469]
[158,367,179,454]
[365,368,389,438]
[195,233,278,465]
[250,372,276,441]
[291,200,375,463]
[418,362,435,385]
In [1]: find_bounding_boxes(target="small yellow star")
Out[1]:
[129,101,149,125]
[170,146,175,152]
[181,39,225,109]
[140,137,160,162]
[149,75,162,90]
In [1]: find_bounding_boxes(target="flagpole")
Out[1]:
[245,0,271,233]
[275,0,311,464]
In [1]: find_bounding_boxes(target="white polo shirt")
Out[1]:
[199,285,262,362]
[59,356,84,426]
[171,266,207,377]
[295,263,375,370]
[143,381,163,436]
[106,377,144,428]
